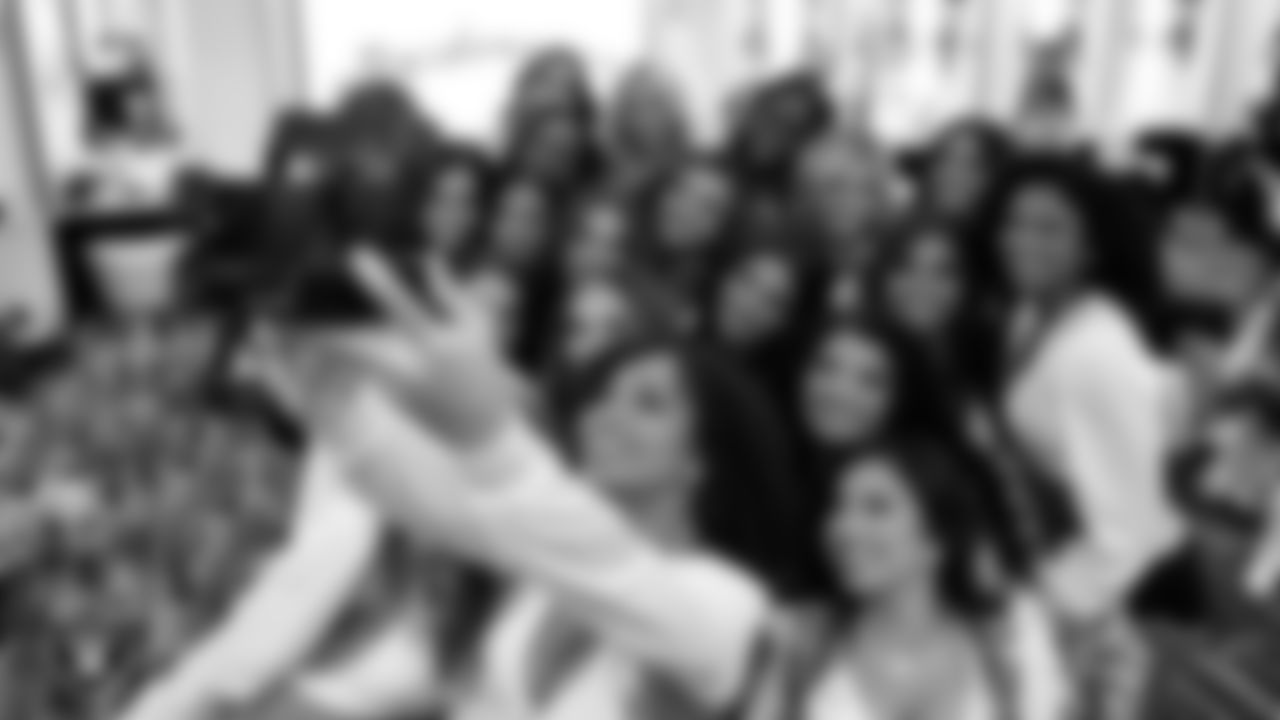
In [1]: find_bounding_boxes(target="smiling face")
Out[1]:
[576,352,700,497]
[1161,205,1269,309]
[490,181,551,267]
[658,166,734,253]
[800,137,886,265]
[716,250,797,346]
[567,199,630,277]
[1000,181,1089,302]
[826,455,942,600]
[930,130,990,221]
[511,49,590,122]
[559,279,634,369]
[515,110,589,185]
[885,232,964,338]
[803,328,896,448]
[422,163,483,254]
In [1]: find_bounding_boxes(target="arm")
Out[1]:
[328,386,769,709]
[281,607,440,720]
[1040,321,1182,621]
[119,448,383,720]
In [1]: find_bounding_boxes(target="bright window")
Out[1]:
[301,0,647,143]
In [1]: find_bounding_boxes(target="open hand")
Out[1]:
[256,249,520,452]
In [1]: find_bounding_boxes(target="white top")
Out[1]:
[329,387,770,713]
[1006,295,1185,621]
[320,386,1068,720]
[805,598,1068,720]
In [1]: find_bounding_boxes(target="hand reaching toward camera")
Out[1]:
[254,249,523,463]
[344,249,520,450]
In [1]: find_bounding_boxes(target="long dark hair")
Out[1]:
[976,155,1161,340]
[420,142,496,264]
[829,435,1009,620]
[792,313,959,598]
[638,157,740,307]
[559,335,805,597]
[868,217,1002,401]
[726,72,834,191]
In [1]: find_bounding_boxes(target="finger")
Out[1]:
[425,258,473,320]
[349,248,434,339]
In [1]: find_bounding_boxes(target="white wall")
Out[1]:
[0,1,66,341]
[157,0,302,175]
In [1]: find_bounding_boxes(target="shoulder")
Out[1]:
[670,554,772,625]
[988,596,1073,720]
[1054,297,1151,367]
[1046,296,1165,393]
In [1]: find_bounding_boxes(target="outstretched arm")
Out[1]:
[323,387,768,709]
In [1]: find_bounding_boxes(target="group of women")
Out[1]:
[121,46,1280,720]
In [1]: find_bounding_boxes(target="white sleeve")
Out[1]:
[290,607,440,719]
[1246,489,1280,599]
[331,387,770,709]
[1040,320,1182,621]
[119,448,384,720]
[1004,597,1073,720]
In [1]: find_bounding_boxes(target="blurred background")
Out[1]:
[5,0,1280,336]
[8,2,1280,719]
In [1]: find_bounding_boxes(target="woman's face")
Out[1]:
[561,281,633,368]
[491,183,550,266]
[467,269,520,346]
[513,51,588,120]
[1161,206,1262,307]
[518,111,587,184]
[423,164,481,253]
[1001,182,1087,301]
[800,139,884,262]
[741,88,814,169]
[1204,413,1280,513]
[577,353,700,495]
[568,201,629,277]
[827,456,941,599]
[614,73,685,154]
[931,132,988,220]
[886,234,964,337]
[281,152,325,192]
[716,252,797,345]
[803,330,895,447]
[659,167,733,251]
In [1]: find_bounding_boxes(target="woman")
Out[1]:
[332,82,435,251]
[505,47,595,138]
[604,66,691,200]
[923,121,1010,231]
[796,314,954,597]
[562,191,636,280]
[706,215,821,446]
[991,159,1184,628]
[1158,188,1280,433]
[642,160,738,307]
[542,270,683,401]
[766,437,1065,720]
[478,174,565,371]
[507,107,599,194]
[245,253,1071,720]
[233,334,801,720]
[870,220,1000,429]
[795,130,900,314]
[418,144,493,265]
[799,316,935,471]
[504,47,598,193]
[725,73,833,194]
